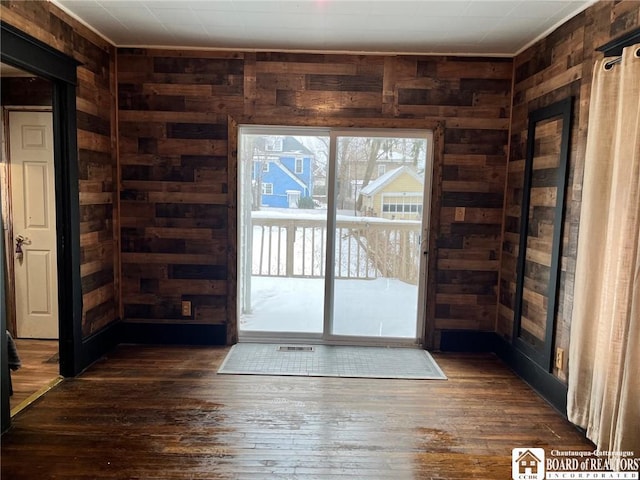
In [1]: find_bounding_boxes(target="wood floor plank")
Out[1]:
[1,346,593,479]
[9,339,60,413]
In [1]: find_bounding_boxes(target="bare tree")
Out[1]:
[296,136,329,198]
[355,138,385,210]
[336,136,355,209]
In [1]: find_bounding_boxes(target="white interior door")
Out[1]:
[9,110,58,339]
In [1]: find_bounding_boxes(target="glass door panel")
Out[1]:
[238,127,431,344]
[238,130,329,334]
[330,135,428,339]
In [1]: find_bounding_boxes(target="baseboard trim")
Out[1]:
[439,330,568,416]
[439,330,496,352]
[493,334,568,416]
[79,320,122,373]
[121,323,227,346]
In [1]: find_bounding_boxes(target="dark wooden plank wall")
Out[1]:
[518,116,564,350]
[117,49,513,341]
[497,0,640,382]
[1,77,52,106]
[6,0,636,355]
[1,1,119,339]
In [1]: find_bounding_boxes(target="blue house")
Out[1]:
[253,137,315,208]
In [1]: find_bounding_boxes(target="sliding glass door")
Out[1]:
[238,126,432,345]
[238,129,330,336]
[330,134,427,338]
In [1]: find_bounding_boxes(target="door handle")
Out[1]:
[15,235,24,260]
[15,235,29,261]
[15,234,30,245]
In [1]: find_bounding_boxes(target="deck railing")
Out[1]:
[249,215,421,284]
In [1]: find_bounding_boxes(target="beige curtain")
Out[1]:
[568,44,640,452]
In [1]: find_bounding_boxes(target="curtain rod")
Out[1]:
[596,27,640,57]
[604,46,640,70]
[604,56,622,69]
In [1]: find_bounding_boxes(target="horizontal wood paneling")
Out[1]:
[497,0,640,382]
[118,49,512,339]
[3,0,637,363]
[118,49,234,328]
[1,77,52,106]
[1,1,118,338]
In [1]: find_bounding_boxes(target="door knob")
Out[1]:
[15,235,24,260]
[15,235,29,261]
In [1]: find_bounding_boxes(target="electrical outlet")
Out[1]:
[455,207,466,222]
[555,347,565,370]
[181,300,192,317]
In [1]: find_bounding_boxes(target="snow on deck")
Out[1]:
[241,207,421,339]
[240,276,418,338]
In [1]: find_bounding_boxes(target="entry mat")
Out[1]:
[218,343,447,380]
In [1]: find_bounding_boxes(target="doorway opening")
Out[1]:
[2,21,82,433]
[1,65,61,415]
[238,126,433,346]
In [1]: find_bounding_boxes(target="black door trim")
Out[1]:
[1,21,82,433]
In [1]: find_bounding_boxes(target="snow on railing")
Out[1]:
[249,212,421,284]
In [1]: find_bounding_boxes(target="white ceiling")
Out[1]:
[54,0,596,56]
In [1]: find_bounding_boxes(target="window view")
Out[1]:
[238,127,431,343]
[332,135,427,338]
[239,131,329,335]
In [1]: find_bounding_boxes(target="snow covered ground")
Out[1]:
[240,276,418,338]
[240,207,421,339]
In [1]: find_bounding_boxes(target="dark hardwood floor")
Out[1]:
[1,346,593,479]
[9,339,60,414]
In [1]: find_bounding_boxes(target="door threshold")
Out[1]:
[11,375,63,417]
[239,333,422,348]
